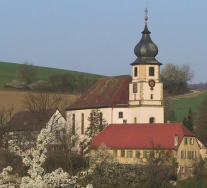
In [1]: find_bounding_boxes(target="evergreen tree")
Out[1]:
[80,109,107,155]
[182,108,194,133]
[195,96,207,139]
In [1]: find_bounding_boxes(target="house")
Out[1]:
[8,109,66,150]
[66,8,164,141]
[89,123,201,179]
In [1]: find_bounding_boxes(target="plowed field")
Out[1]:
[0,91,79,113]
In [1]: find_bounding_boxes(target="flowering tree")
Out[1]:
[0,124,93,188]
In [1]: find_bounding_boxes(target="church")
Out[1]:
[66,8,164,136]
[66,9,201,179]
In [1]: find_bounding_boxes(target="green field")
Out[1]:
[0,61,104,90]
[167,91,207,123]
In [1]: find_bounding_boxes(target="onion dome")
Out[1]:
[131,8,162,66]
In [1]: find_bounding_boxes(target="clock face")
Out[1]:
[149,80,155,88]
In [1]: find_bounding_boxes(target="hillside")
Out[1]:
[167,90,207,123]
[0,61,103,90]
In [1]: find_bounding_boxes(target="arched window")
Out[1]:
[72,114,75,135]
[134,67,138,77]
[149,117,155,123]
[100,112,103,128]
[149,67,154,76]
[81,113,84,135]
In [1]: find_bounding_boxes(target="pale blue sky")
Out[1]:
[0,0,206,83]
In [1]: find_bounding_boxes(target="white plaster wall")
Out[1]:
[129,106,164,123]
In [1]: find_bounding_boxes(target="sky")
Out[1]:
[0,0,206,83]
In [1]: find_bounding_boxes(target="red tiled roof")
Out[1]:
[90,123,195,149]
[9,109,56,131]
[67,75,131,110]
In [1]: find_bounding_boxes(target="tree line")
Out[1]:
[4,62,101,95]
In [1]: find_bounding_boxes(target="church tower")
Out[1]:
[129,8,164,123]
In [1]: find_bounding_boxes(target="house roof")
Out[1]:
[66,75,132,110]
[9,109,56,131]
[90,123,195,150]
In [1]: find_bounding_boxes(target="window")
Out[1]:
[187,151,192,159]
[149,151,154,158]
[192,151,196,159]
[143,151,147,158]
[190,138,194,145]
[181,150,186,159]
[184,137,188,145]
[149,117,154,123]
[136,151,141,158]
[72,114,75,135]
[114,150,117,157]
[121,150,125,157]
[127,151,133,158]
[119,112,123,118]
[151,94,153,99]
[100,112,103,128]
[149,67,155,76]
[134,67,137,77]
[81,113,84,135]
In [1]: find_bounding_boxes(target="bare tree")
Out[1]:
[0,106,14,151]
[17,62,37,85]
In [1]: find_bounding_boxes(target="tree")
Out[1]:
[23,92,68,126]
[183,108,194,133]
[195,96,207,140]
[0,123,93,187]
[161,63,194,95]
[80,109,107,155]
[49,73,77,92]
[78,144,176,188]
[17,62,37,85]
[0,106,14,151]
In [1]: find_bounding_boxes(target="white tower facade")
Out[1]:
[128,9,164,123]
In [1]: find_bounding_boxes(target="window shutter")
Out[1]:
[121,150,125,157]
[143,151,147,158]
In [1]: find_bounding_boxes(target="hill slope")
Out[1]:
[0,61,103,90]
[167,90,207,123]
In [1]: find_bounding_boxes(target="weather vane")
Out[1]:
[144,2,148,22]
[145,2,148,16]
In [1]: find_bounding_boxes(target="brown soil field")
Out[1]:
[0,91,79,113]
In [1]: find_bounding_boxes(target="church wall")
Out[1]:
[129,106,164,123]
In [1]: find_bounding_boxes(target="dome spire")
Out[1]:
[131,7,162,66]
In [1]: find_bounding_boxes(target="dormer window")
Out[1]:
[149,67,154,76]
[134,67,138,77]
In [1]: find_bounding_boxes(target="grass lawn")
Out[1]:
[167,91,207,123]
[177,178,207,188]
[0,61,104,90]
